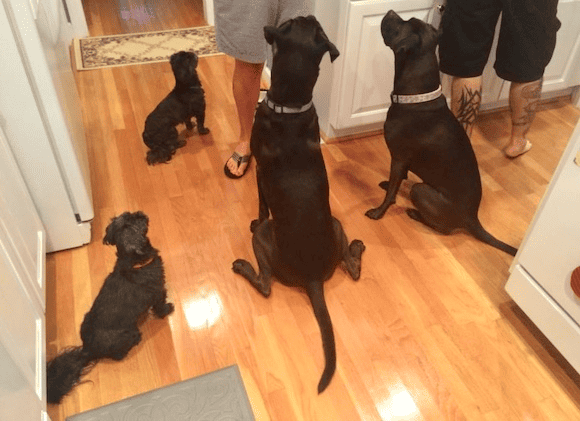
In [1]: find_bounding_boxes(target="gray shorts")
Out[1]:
[214,0,312,63]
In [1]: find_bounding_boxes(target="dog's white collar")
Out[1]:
[264,94,313,114]
[391,85,442,104]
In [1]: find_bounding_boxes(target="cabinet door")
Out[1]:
[331,0,436,130]
[0,127,47,420]
[543,0,580,91]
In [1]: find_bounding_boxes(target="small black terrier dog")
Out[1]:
[46,211,174,404]
[143,50,210,165]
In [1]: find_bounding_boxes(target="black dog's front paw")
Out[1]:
[232,259,252,275]
[250,219,261,233]
[365,207,385,220]
[155,302,175,318]
[379,180,389,191]
[349,239,366,258]
[198,126,210,135]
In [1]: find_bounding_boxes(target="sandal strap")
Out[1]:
[231,151,251,164]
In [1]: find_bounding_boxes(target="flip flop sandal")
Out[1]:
[224,151,252,179]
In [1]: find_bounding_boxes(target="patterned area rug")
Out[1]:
[66,365,255,420]
[73,26,222,70]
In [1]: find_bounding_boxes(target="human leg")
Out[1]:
[438,0,500,138]
[503,79,542,157]
[450,76,483,138]
[224,60,264,178]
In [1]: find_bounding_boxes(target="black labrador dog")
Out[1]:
[46,211,174,404]
[366,11,517,256]
[232,16,365,394]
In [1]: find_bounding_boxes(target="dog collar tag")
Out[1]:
[391,85,442,104]
[264,95,313,114]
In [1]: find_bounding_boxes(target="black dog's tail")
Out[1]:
[47,346,96,404]
[306,282,336,394]
[466,219,518,256]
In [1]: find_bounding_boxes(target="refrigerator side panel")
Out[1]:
[6,0,93,222]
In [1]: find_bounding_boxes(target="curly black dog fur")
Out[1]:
[46,211,174,404]
[143,51,210,165]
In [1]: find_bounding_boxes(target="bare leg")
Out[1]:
[504,79,542,158]
[225,59,264,177]
[450,76,482,138]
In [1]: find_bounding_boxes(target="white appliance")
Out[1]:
[505,119,580,373]
[1,0,93,252]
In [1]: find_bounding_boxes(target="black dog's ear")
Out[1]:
[103,212,129,245]
[264,25,279,45]
[314,19,340,62]
[103,222,117,245]
[190,52,199,68]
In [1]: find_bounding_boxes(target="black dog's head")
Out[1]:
[381,10,439,57]
[264,15,339,64]
[169,51,200,85]
[264,15,339,104]
[103,211,151,256]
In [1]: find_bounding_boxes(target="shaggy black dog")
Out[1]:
[46,211,174,404]
[143,50,210,165]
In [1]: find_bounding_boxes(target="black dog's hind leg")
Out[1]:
[334,218,365,280]
[233,221,274,297]
[406,183,457,234]
[365,160,408,220]
[195,112,210,134]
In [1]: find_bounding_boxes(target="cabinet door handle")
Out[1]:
[571,266,580,299]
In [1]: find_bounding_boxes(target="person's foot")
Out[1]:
[224,142,251,178]
[504,138,532,158]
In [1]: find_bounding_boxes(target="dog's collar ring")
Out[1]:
[391,85,442,104]
[264,95,313,114]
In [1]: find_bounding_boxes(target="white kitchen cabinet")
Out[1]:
[0,126,48,420]
[505,120,580,374]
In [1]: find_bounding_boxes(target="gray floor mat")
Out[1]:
[66,365,255,420]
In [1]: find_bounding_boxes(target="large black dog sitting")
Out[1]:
[232,16,365,394]
[365,11,517,256]
[46,211,174,404]
[143,50,210,165]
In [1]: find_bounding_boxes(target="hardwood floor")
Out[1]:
[81,0,207,36]
[47,4,580,421]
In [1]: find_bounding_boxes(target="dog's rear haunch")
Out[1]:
[46,211,174,404]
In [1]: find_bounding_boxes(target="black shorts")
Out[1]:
[439,0,561,82]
